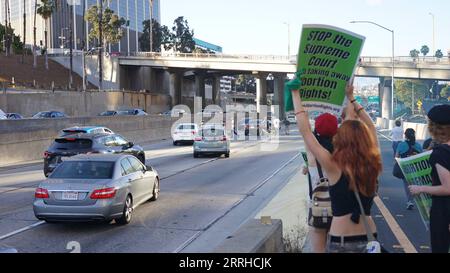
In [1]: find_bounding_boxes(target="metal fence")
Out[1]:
[361,56,450,64]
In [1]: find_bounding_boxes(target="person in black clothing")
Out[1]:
[290,77,383,253]
[410,105,450,253]
[423,137,437,151]
[302,113,338,253]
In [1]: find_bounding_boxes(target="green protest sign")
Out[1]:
[396,151,433,230]
[296,25,365,115]
[301,151,308,167]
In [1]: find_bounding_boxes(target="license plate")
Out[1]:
[62,192,78,201]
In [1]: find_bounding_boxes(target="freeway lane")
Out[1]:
[0,129,431,253]
[374,135,431,253]
[0,135,303,252]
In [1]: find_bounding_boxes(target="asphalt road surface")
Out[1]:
[0,134,303,253]
[0,130,431,253]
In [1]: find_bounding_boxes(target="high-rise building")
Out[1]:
[1,0,161,53]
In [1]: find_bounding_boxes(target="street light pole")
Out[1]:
[283,22,290,56]
[350,20,395,120]
[149,0,153,52]
[429,12,435,56]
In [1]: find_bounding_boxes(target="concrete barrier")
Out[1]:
[0,90,171,117]
[376,118,430,140]
[0,115,176,166]
[212,218,284,253]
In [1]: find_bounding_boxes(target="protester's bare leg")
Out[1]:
[310,227,328,253]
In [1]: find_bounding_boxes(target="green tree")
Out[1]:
[139,19,172,52]
[85,5,125,49]
[420,45,430,57]
[37,0,56,70]
[395,79,429,111]
[435,49,444,58]
[171,16,195,53]
[440,85,450,99]
[235,74,256,93]
[409,49,419,59]
[0,23,24,54]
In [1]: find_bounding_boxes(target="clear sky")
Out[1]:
[161,0,450,57]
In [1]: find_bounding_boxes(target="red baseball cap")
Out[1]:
[315,113,338,137]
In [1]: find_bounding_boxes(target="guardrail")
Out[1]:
[47,50,450,65]
[129,52,294,62]
[361,56,450,64]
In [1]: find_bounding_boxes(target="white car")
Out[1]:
[286,113,297,124]
[0,109,7,120]
[172,123,200,145]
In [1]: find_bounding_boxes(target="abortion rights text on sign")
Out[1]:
[397,151,433,230]
[297,25,365,115]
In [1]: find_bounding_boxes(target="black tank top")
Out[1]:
[329,174,374,224]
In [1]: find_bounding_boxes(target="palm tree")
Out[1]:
[435,49,444,59]
[37,0,56,70]
[409,49,419,62]
[22,0,26,63]
[33,0,37,68]
[420,45,430,60]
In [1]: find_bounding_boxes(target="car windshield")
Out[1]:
[117,110,134,115]
[101,111,116,116]
[33,112,51,118]
[202,128,224,137]
[60,130,86,136]
[52,138,93,150]
[50,161,115,179]
[178,124,196,130]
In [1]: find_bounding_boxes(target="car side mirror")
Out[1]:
[126,142,134,148]
[145,165,153,172]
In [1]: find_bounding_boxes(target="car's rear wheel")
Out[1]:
[225,152,230,158]
[116,195,133,225]
[173,141,178,146]
[150,178,160,201]
[193,152,199,158]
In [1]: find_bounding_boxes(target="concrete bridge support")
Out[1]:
[379,77,393,120]
[169,69,184,107]
[195,71,207,109]
[212,76,221,106]
[273,73,287,120]
[256,72,269,113]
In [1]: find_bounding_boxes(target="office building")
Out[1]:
[1,0,161,53]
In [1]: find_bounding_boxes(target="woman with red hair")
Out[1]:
[289,76,382,253]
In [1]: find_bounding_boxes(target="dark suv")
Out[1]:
[43,133,146,177]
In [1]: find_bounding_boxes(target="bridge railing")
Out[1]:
[361,56,450,64]
[130,52,294,62]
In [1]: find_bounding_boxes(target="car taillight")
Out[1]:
[90,188,117,199]
[221,136,227,141]
[194,137,203,141]
[35,188,49,199]
[44,151,52,158]
[191,131,196,134]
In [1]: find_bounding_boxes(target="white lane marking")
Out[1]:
[172,152,301,253]
[0,221,45,241]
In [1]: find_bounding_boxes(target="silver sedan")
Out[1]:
[193,125,230,158]
[33,154,160,225]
